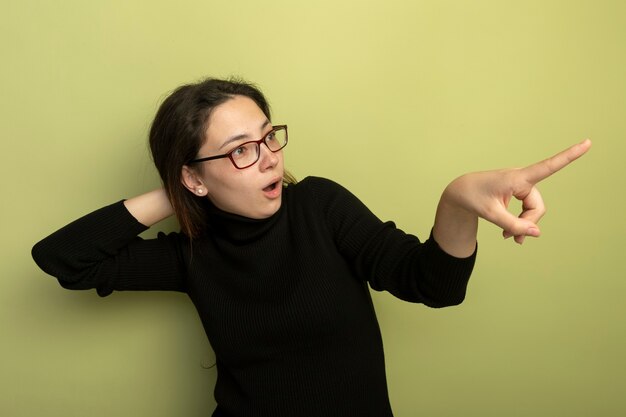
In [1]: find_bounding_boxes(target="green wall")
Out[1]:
[2,0,625,415]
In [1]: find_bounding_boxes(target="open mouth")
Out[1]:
[263,181,279,192]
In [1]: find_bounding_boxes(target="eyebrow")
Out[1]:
[218,119,272,150]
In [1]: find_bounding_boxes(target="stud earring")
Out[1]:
[196,188,204,195]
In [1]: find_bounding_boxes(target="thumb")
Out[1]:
[487,206,540,239]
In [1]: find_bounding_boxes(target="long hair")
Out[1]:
[149,77,296,239]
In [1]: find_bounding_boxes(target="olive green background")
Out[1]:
[2,0,625,416]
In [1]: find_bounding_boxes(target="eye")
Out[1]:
[266,131,276,142]
[231,146,247,157]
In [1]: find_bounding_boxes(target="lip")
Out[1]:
[262,177,282,199]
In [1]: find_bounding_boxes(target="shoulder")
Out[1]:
[286,176,368,215]
[289,176,350,196]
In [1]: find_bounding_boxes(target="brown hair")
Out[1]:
[149,77,296,238]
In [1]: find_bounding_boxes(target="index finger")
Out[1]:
[522,139,592,184]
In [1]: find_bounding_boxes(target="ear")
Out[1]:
[181,165,206,196]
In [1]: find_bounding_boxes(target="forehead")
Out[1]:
[205,96,267,140]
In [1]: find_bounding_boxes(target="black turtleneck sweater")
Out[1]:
[32,176,476,417]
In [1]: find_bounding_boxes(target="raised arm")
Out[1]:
[32,188,184,296]
[433,139,592,257]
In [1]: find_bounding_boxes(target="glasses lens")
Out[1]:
[229,127,288,169]
[265,128,287,151]
[230,142,260,168]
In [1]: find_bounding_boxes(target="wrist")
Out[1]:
[124,188,174,227]
[433,179,478,258]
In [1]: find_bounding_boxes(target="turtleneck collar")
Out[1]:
[200,187,287,243]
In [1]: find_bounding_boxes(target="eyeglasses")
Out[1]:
[187,125,288,169]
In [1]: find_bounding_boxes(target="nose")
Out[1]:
[258,142,279,170]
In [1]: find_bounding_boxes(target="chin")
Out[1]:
[252,199,282,219]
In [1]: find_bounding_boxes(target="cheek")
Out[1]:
[206,177,261,216]
[203,167,251,199]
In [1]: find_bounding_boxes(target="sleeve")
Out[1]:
[307,177,477,308]
[31,200,188,297]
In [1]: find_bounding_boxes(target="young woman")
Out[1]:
[32,78,591,417]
